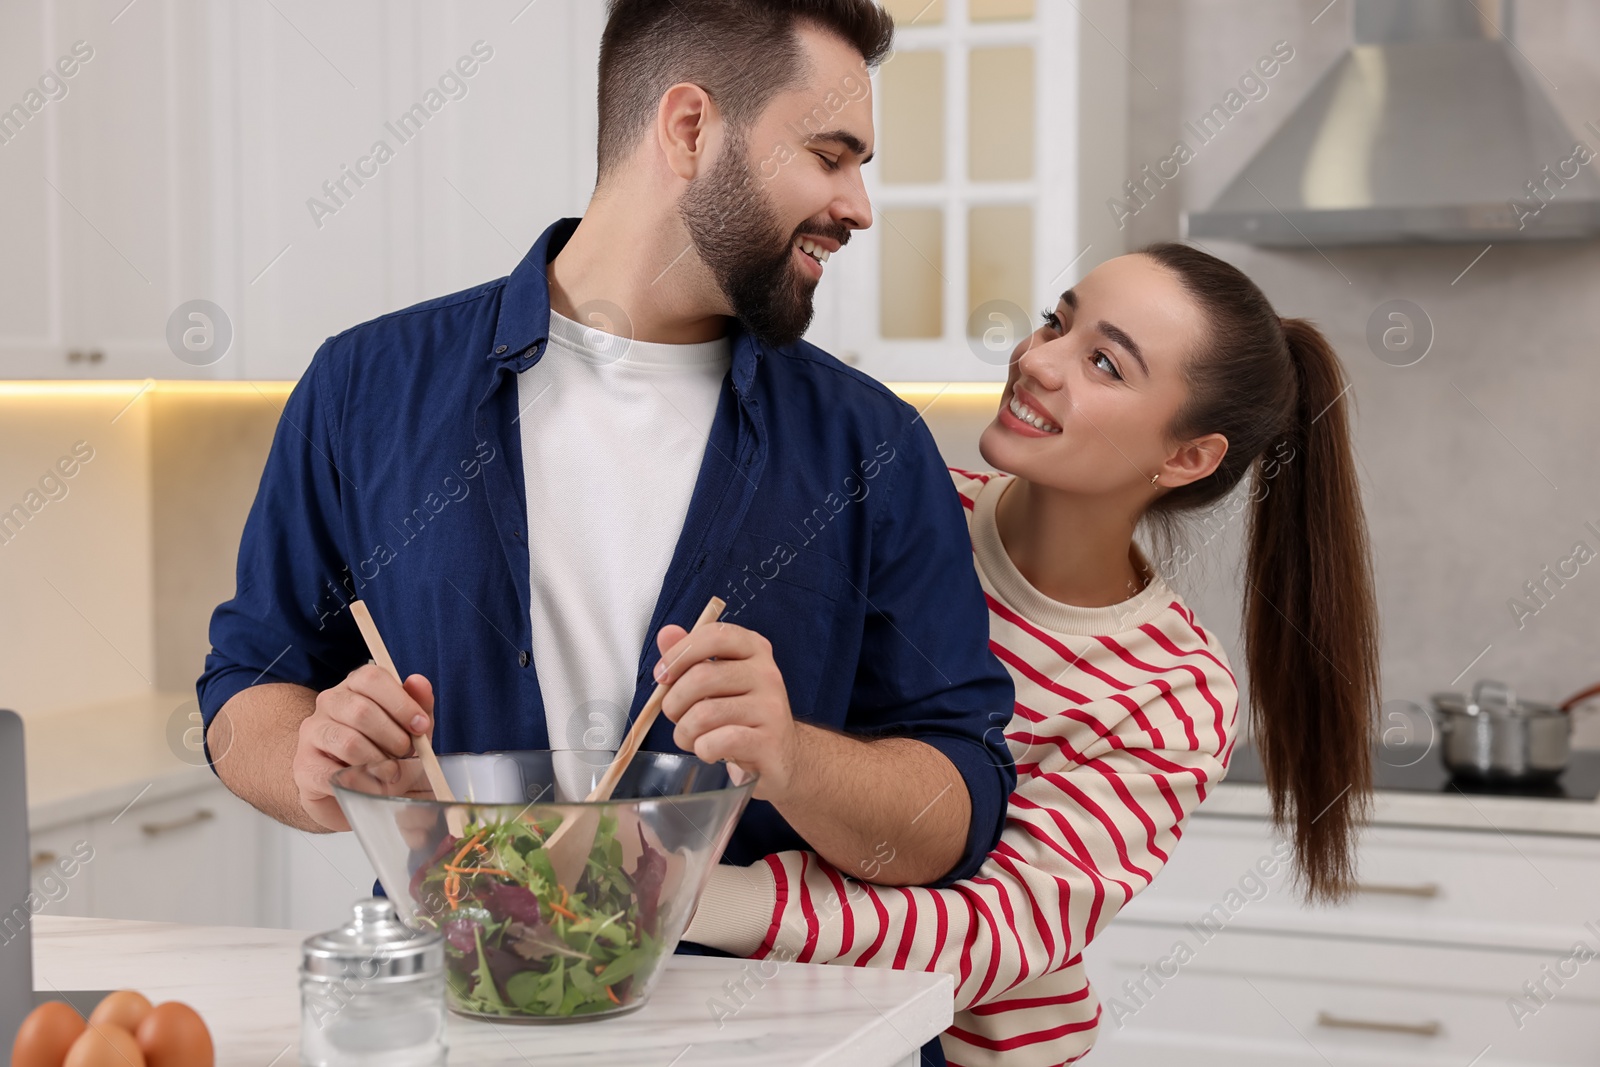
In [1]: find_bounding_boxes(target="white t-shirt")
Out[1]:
[517,309,730,795]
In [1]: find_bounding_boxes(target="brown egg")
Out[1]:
[135,1002,214,1067]
[87,990,153,1034]
[64,1023,146,1067]
[10,1000,87,1067]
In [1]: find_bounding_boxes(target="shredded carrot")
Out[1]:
[605,985,620,1005]
[594,965,604,974]
[444,864,512,876]
[560,885,569,908]
[549,901,578,922]
[444,873,461,908]
[450,832,485,868]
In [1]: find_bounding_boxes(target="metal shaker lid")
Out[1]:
[301,898,442,981]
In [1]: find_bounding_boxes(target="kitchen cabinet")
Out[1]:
[1,1,601,381]
[258,821,379,933]
[1086,921,1600,1066]
[26,820,93,919]
[0,0,215,379]
[212,0,602,380]
[1083,813,1600,1065]
[29,780,262,928]
[88,783,261,926]
[32,778,384,933]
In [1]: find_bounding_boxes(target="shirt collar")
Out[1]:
[490,217,765,394]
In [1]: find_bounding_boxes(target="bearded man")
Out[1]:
[200,11,1015,1049]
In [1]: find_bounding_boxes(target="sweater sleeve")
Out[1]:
[684,638,1235,1014]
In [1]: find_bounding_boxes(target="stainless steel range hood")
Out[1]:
[1185,0,1600,245]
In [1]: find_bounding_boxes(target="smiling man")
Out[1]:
[200,6,1014,1049]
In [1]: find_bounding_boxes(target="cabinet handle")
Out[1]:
[141,809,214,837]
[31,850,58,870]
[1354,881,1439,899]
[1316,1011,1441,1037]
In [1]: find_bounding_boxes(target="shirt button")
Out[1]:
[495,344,508,354]
[518,650,531,668]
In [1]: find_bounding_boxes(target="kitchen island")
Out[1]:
[31,915,953,1066]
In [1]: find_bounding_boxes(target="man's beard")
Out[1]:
[679,138,849,348]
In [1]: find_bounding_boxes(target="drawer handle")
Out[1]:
[1354,881,1440,899]
[141,809,215,837]
[31,850,58,870]
[1316,1011,1441,1037]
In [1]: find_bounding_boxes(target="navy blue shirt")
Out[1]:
[198,217,1016,889]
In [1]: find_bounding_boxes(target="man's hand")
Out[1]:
[654,622,800,804]
[292,664,436,831]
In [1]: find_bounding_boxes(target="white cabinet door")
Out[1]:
[1084,920,1600,1067]
[86,782,260,926]
[0,0,58,377]
[261,821,378,933]
[1122,814,1600,954]
[213,0,400,381]
[0,0,219,380]
[26,820,94,919]
[213,2,597,381]
[406,3,599,305]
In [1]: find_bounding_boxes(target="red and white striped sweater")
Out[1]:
[684,469,1240,1066]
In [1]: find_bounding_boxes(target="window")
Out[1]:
[816,0,1127,383]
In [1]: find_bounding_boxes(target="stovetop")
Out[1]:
[1224,743,1600,802]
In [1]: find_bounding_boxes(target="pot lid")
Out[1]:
[1432,680,1562,717]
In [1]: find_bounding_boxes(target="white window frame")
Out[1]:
[813,0,1129,384]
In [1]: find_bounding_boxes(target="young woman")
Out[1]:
[683,243,1380,1066]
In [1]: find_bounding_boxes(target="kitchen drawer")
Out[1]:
[1083,920,1600,1066]
[85,782,260,926]
[1122,814,1600,952]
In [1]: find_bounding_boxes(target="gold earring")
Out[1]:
[1150,472,1160,486]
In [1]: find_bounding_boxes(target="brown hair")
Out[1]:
[597,0,895,183]
[1142,242,1378,904]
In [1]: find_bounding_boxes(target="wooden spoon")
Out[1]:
[543,596,726,891]
[349,600,466,837]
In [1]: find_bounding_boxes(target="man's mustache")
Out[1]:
[793,220,851,248]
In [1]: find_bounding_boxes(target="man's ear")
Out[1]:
[657,82,718,181]
[1160,432,1228,489]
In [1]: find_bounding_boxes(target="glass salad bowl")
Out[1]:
[333,750,755,1023]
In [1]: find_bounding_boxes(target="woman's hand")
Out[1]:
[653,621,801,804]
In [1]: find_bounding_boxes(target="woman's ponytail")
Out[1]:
[1142,244,1379,904]
[1246,318,1378,903]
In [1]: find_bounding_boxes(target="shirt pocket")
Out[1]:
[724,531,844,601]
[717,531,848,720]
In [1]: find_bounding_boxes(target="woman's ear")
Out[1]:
[657,82,717,181]
[1159,432,1228,489]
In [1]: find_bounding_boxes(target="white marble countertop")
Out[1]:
[32,915,952,1066]
[23,690,215,830]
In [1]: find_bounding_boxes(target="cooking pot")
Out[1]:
[1430,679,1600,783]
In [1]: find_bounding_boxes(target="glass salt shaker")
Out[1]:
[300,898,447,1067]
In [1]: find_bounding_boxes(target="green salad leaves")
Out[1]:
[409,810,668,1018]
